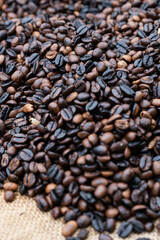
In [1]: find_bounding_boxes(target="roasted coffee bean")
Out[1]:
[143,55,153,67]
[1,154,9,168]
[12,134,27,144]
[8,158,20,172]
[62,220,78,237]
[4,191,15,202]
[105,218,116,233]
[77,229,89,240]
[86,100,98,112]
[36,197,49,212]
[76,25,88,36]
[3,182,18,191]
[23,173,36,188]
[61,108,73,122]
[76,65,85,76]
[130,219,144,233]
[92,218,104,233]
[64,210,77,222]
[120,84,135,98]
[0,92,9,104]
[80,191,96,204]
[55,54,64,67]
[47,165,58,180]
[19,149,34,162]
[118,222,133,238]
[54,129,66,139]
[77,215,91,228]
[93,145,108,155]
[47,121,57,132]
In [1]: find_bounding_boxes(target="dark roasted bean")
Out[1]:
[12,134,27,144]
[24,173,36,188]
[118,222,133,238]
[19,149,34,162]
[120,84,135,97]
[77,215,91,228]
[77,229,89,240]
[61,108,73,122]
[130,219,144,233]
[105,218,116,233]
[55,54,64,67]
[143,55,153,67]
[92,218,104,233]
[76,25,88,36]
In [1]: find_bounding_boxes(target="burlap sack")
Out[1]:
[0,191,159,240]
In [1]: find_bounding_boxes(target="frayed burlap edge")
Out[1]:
[0,191,159,240]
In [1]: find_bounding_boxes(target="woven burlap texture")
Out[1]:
[0,191,158,240]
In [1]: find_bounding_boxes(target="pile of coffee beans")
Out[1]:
[0,0,160,239]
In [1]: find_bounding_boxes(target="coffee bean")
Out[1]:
[47,121,57,132]
[80,191,96,204]
[62,220,78,237]
[77,215,91,228]
[115,119,129,130]
[55,54,64,67]
[24,173,36,188]
[94,185,107,198]
[8,158,20,172]
[105,218,116,233]
[1,154,9,168]
[3,182,18,191]
[143,55,153,67]
[86,100,98,112]
[11,70,24,82]
[118,222,133,238]
[120,84,135,97]
[130,219,144,233]
[64,210,77,222]
[76,64,85,76]
[93,145,108,155]
[76,25,88,36]
[47,164,58,180]
[77,229,89,239]
[61,108,73,122]
[92,218,104,233]
[12,134,27,144]
[100,132,114,144]
[19,149,34,161]
[93,48,103,58]
[4,191,15,202]
[0,92,9,104]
